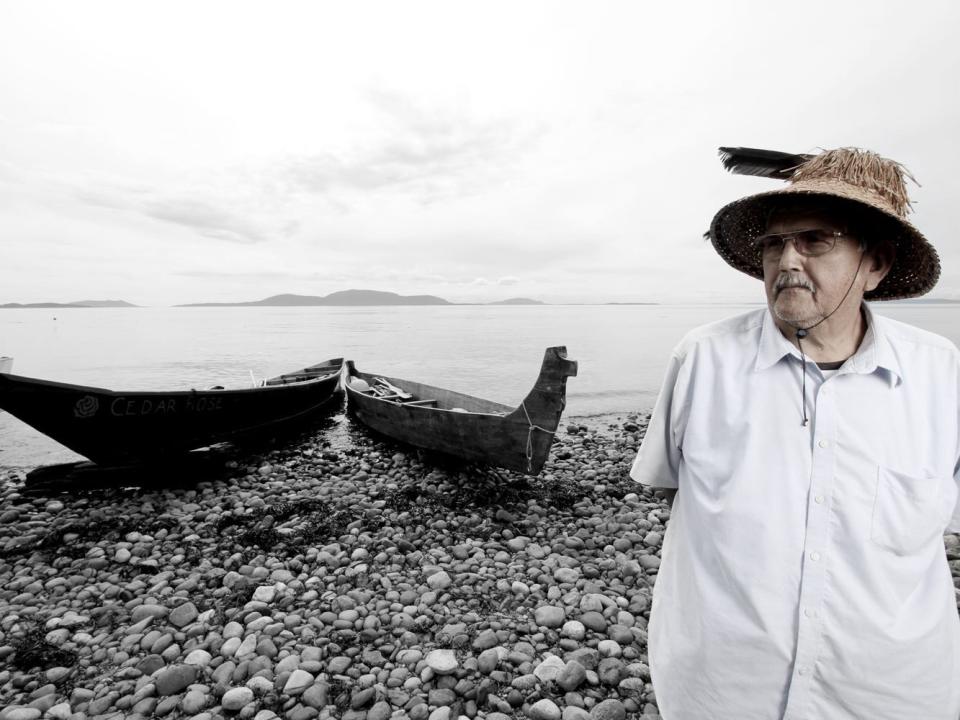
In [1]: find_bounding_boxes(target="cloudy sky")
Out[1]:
[2,0,958,305]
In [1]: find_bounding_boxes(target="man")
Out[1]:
[631,147,960,719]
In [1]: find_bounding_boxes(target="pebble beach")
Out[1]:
[5,411,960,720]
[0,413,671,720]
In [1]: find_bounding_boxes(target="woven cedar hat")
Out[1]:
[708,147,940,300]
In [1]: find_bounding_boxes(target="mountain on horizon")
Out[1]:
[178,289,451,307]
[0,299,137,309]
[488,297,545,305]
[1,291,550,308]
[178,289,544,307]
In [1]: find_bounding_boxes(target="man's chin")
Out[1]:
[772,298,821,327]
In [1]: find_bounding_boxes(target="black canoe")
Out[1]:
[344,347,577,475]
[0,359,344,465]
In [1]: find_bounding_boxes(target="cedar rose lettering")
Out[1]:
[110,397,180,416]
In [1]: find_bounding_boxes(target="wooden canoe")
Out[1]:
[344,347,577,474]
[0,359,344,465]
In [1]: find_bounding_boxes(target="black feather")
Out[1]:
[718,147,813,180]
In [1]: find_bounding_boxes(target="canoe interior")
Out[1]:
[346,370,512,415]
[0,358,344,466]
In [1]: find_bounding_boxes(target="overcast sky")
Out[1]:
[2,1,958,305]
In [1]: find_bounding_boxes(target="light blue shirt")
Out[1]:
[632,305,960,720]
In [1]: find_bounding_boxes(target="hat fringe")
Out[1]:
[790,148,917,217]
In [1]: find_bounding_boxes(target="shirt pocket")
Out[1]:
[870,466,947,556]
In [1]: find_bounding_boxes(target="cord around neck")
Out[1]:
[792,251,866,427]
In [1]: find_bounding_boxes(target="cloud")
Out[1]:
[141,197,265,244]
[283,90,539,204]
[76,186,269,244]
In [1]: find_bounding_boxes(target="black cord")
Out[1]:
[792,252,866,427]
[797,328,810,426]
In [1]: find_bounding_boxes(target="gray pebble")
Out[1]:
[557,660,587,691]
[534,606,566,628]
[222,687,254,711]
[527,699,561,720]
[591,699,626,720]
[168,601,199,628]
[155,664,197,696]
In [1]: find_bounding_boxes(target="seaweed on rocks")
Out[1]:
[236,526,282,551]
[59,542,93,560]
[11,621,78,671]
[0,508,185,561]
[213,495,363,559]
[183,541,204,564]
[263,497,331,523]
[534,476,581,509]
[1,517,125,560]
[215,513,246,532]
[214,582,257,622]
[327,677,352,709]
[115,562,157,581]
[299,507,354,546]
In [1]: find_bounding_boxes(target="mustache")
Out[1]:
[774,274,815,294]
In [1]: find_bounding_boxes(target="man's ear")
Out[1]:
[864,242,895,292]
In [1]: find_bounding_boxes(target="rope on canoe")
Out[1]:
[520,401,556,472]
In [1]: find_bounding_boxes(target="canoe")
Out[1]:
[344,347,577,474]
[0,359,344,465]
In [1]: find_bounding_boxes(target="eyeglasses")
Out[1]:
[754,229,846,257]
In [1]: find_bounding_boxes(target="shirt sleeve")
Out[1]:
[630,350,689,489]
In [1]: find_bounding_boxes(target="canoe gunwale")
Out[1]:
[0,360,344,397]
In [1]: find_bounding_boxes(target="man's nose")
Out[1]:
[778,238,805,270]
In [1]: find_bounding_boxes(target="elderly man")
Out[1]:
[631,147,960,719]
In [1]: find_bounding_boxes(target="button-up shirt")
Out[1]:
[631,305,960,720]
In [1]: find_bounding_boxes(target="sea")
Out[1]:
[2,302,959,469]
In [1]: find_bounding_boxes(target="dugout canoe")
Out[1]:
[344,347,577,474]
[0,358,344,465]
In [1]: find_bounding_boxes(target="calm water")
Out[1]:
[2,303,958,468]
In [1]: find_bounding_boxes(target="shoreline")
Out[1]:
[0,411,653,477]
[0,414,668,719]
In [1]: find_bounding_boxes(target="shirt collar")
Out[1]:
[753,304,903,386]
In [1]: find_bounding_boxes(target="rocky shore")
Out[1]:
[6,411,960,720]
[0,413,670,720]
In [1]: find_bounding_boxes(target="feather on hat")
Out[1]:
[708,146,939,300]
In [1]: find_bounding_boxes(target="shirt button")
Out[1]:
[821,388,829,396]
[818,439,829,448]
[814,495,824,504]
[810,551,822,561]
[804,608,817,618]
[798,666,810,676]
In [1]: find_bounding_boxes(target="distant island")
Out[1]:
[487,298,545,305]
[178,289,545,307]
[0,300,137,309]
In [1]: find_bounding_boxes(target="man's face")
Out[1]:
[761,208,878,328]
